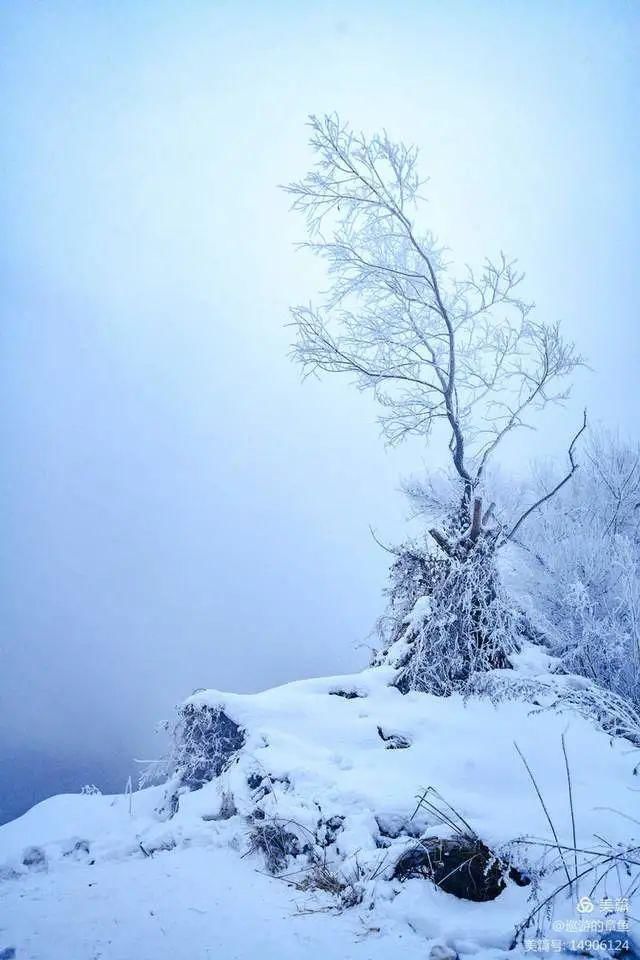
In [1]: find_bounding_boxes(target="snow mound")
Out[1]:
[1,666,638,956]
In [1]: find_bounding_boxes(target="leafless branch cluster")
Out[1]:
[519,427,640,711]
[285,114,582,529]
[471,672,640,750]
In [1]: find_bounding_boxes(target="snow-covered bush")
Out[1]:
[385,427,640,725]
[373,534,524,694]
[79,784,102,796]
[521,429,640,711]
[472,671,640,752]
[143,701,246,797]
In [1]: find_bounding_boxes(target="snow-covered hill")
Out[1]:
[1,666,638,959]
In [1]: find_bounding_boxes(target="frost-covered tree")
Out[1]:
[285,115,583,691]
[522,429,640,708]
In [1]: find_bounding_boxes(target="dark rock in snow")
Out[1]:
[377,726,411,749]
[0,947,16,959]
[393,836,528,902]
[329,689,366,699]
[246,772,264,791]
[63,838,90,859]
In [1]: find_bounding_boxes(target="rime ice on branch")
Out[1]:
[285,115,585,690]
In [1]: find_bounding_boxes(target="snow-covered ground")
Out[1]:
[0,842,440,960]
[1,665,638,959]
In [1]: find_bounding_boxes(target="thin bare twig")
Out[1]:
[505,410,587,543]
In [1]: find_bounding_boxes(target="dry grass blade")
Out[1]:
[561,732,578,896]
[514,741,572,888]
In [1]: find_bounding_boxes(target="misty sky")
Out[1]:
[1,1,639,802]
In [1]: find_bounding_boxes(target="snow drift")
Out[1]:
[1,662,638,957]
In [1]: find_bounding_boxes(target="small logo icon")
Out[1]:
[577,896,594,914]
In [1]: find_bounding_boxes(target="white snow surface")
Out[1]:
[1,665,638,958]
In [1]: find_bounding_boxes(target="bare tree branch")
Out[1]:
[285,114,583,520]
[504,410,588,543]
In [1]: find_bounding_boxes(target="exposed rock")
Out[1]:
[329,689,366,699]
[377,726,411,749]
[393,836,528,902]
[63,839,90,859]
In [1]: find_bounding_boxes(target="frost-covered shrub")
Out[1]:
[176,703,245,790]
[522,429,640,712]
[144,701,246,819]
[146,701,246,794]
[374,535,524,694]
[80,784,102,796]
[378,429,640,715]
[474,671,640,749]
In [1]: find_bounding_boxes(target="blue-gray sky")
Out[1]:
[1,1,639,794]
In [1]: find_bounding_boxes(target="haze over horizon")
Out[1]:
[1,0,639,820]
